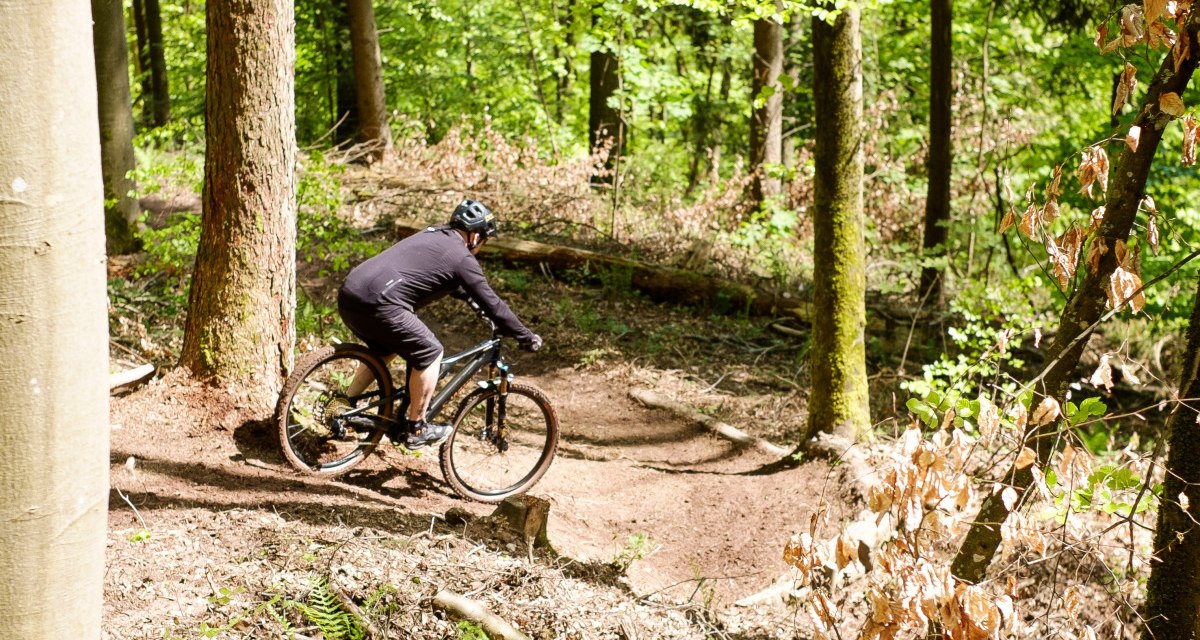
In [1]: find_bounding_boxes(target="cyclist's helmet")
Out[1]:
[449,200,499,239]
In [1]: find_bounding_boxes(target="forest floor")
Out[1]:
[104,251,873,639]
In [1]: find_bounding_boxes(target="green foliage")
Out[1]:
[296,151,378,275]
[457,620,490,640]
[291,576,366,640]
[901,278,1043,404]
[612,532,652,572]
[128,529,153,543]
[131,120,205,197]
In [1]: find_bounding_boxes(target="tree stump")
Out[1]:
[493,495,554,561]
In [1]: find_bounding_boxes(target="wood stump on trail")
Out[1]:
[451,495,555,560]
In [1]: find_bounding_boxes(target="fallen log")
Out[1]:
[109,363,155,391]
[628,388,790,457]
[393,219,801,318]
[432,589,531,640]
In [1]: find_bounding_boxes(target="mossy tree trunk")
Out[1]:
[0,2,110,636]
[802,2,870,444]
[91,0,141,254]
[1143,274,1200,639]
[750,7,784,207]
[347,0,392,162]
[919,0,952,303]
[951,8,1200,584]
[182,0,297,411]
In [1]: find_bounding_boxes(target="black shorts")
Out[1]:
[338,294,443,369]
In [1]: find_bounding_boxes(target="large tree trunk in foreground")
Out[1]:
[183,0,297,411]
[951,10,1200,584]
[92,0,141,254]
[347,0,392,162]
[589,9,624,184]
[919,0,952,304]
[0,3,110,637]
[1143,274,1200,640]
[802,2,870,443]
[750,10,784,207]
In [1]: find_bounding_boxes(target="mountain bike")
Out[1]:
[274,309,558,503]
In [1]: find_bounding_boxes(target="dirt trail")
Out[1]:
[108,361,843,616]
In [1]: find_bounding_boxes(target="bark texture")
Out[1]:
[951,9,1200,584]
[919,0,952,303]
[347,0,392,162]
[143,0,169,126]
[803,3,870,442]
[91,0,141,254]
[750,10,784,206]
[183,0,297,411]
[589,10,624,184]
[1142,275,1200,640]
[0,3,110,637]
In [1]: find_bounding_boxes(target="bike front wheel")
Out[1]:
[276,343,394,476]
[439,382,559,503]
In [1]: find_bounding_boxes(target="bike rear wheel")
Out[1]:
[276,343,394,476]
[439,382,559,503]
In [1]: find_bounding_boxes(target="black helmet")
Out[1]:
[449,200,498,238]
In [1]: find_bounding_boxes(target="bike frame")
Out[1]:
[425,335,511,420]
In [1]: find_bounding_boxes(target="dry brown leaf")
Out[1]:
[1126,124,1142,151]
[1091,354,1115,390]
[1180,492,1191,512]
[1053,226,1085,287]
[1094,22,1110,50]
[1148,214,1161,253]
[1090,206,1107,233]
[1031,396,1062,426]
[1175,27,1192,72]
[1161,91,1186,116]
[1108,266,1147,311]
[1059,444,1078,480]
[1184,114,1199,166]
[978,398,1001,444]
[1081,626,1098,640]
[835,534,858,569]
[1042,199,1061,226]
[1047,164,1064,199]
[1011,403,1028,431]
[1148,0,1169,22]
[1018,201,1040,237]
[1113,63,1138,115]
[999,209,1017,234]
[1034,327,1043,348]
[1121,4,1147,45]
[1001,486,1019,510]
[1014,447,1037,469]
[1149,20,1178,48]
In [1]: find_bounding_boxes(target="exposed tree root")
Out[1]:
[432,589,532,640]
[628,388,789,457]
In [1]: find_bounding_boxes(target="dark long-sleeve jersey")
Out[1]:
[338,227,535,341]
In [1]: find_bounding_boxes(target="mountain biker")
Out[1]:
[337,200,543,449]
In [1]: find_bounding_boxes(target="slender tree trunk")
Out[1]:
[919,0,953,303]
[183,0,297,411]
[131,0,153,125]
[802,2,870,443]
[554,0,576,121]
[144,0,169,127]
[1143,274,1200,639]
[750,8,784,207]
[347,0,392,162]
[589,8,624,184]
[0,3,110,637]
[782,16,805,170]
[92,0,141,254]
[951,9,1200,584]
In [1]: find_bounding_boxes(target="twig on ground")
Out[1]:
[432,589,532,640]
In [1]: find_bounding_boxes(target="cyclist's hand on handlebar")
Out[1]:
[519,334,543,352]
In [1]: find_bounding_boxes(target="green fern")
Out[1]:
[290,576,366,640]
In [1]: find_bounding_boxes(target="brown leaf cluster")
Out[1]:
[1106,240,1147,311]
[1077,145,1109,199]
[1184,114,1200,165]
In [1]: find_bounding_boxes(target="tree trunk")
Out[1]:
[589,8,624,184]
[332,0,359,146]
[92,0,141,254]
[131,0,153,124]
[750,9,784,207]
[183,0,297,411]
[802,2,870,443]
[0,3,110,637]
[144,0,170,127]
[347,0,392,162]
[1142,274,1200,640]
[951,9,1200,584]
[919,0,953,304]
